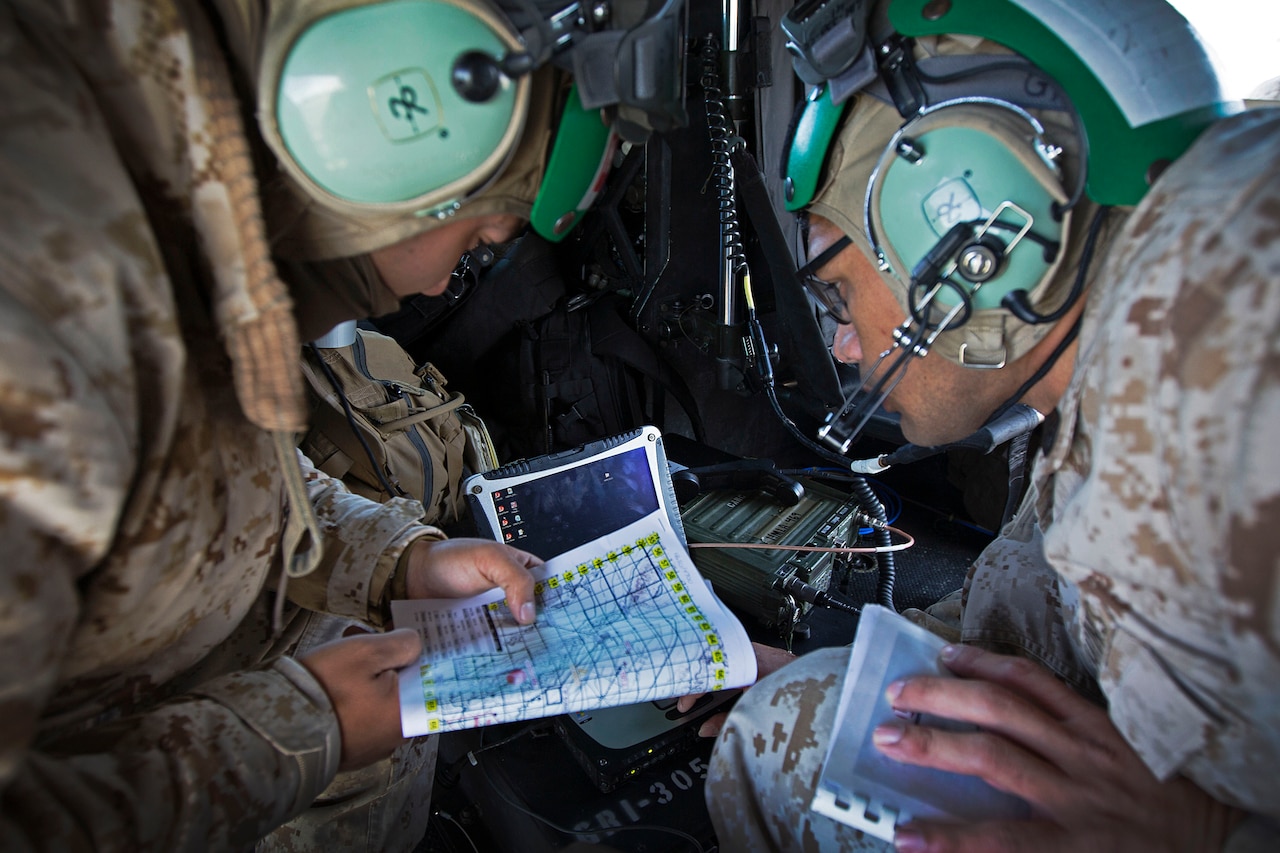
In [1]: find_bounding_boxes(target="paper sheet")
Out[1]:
[393,512,756,735]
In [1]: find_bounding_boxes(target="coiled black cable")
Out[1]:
[851,476,895,609]
[700,35,747,277]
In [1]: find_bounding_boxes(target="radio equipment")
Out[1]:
[680,477,864,638]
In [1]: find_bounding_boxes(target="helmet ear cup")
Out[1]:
[261,0,530,214]
[867,101,1070,317]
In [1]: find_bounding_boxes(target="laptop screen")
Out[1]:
[464,426,684,561]
[484,446,660,557]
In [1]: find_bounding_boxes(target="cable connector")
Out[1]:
[848,454,891,474]
[852,510,889,531]
[774,574,860,615]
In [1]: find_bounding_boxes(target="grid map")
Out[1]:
[393,518,756,734]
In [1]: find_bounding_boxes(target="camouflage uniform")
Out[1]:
[705,109,1280,851]
[0,2,447,849]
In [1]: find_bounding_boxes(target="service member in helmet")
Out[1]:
[0,0,681,850]
[699,0,1280,849]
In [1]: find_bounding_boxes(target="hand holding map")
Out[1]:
[392,514,757,735]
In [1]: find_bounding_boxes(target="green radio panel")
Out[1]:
[680,477,862,633]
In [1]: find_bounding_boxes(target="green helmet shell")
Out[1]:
[784,87,850,213]
[889,0,1239,205]
[529,85,617,243]
[784,0,1240,211]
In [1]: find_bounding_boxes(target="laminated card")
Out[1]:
[812,605,1030,840]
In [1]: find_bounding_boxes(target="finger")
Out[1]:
[301,627,421,673]
[360,625,424,671]
[440,538,541,570]
[938,645,1093,723]
[484,549,538,624]
[698,712,729,738]
[886,675,1081,767]
[356,632,420,728]
[894,818,1071,853]
[873,719,1069,812]
[676,692,706,714]
[503,545,544,569]
[406,539,538,611]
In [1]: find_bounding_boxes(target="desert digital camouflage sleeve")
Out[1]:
[0,3,344,847]
[286,452,446,629]
[1039,108,1280,821]
[0,269,343,851]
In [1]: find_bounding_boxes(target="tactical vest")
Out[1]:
[300,328,498,525]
